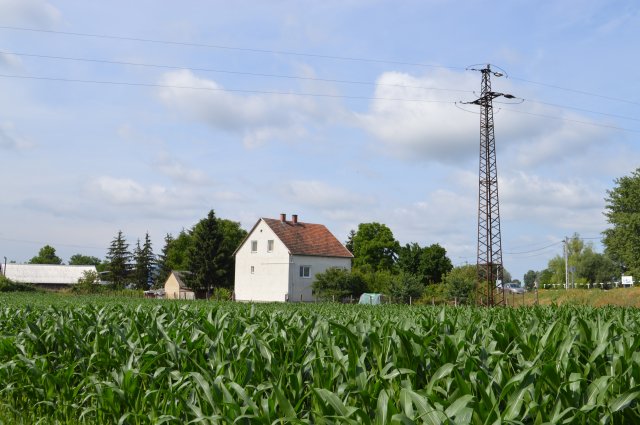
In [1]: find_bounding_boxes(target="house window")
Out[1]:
[251,240,257,252]
[251,266,255,274]
[300,265,311,278]
[267,240,274,252]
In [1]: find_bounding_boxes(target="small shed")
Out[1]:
[164,271,195,300]
[358,293,385,305]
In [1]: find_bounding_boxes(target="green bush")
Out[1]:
[417,283,449,305]
[388,272,424,304]
[212,286,232,301]
[0,275,36,292]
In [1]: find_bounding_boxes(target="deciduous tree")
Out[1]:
[29,245,62,265]
[350,222,399,273]
[523,270,537,290]
[312,267,366,301]
[603,167,640,278]
[69,254,101,266]
[445,264,476,304]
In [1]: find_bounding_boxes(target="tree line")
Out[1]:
[313,222,457,303]
[26,210,247,295]
[21,167,640,301]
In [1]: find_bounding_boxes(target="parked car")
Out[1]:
[503,283,526,294]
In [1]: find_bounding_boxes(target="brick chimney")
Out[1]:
[292,214,298,224]
[280,213,286,223]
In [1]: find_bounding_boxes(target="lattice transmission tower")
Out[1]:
[464,64,515,306]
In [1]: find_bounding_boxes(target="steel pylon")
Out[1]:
[465,64,513,307]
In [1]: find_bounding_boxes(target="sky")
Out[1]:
[0,0,638,281]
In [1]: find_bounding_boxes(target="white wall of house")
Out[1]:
[235,220,291,302]
[289,255,351,302]
[235,219,353,302]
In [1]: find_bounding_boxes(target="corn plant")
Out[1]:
[0,293,639,423]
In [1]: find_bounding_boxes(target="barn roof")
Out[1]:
[1,264,97,285]
[261,217,353,258]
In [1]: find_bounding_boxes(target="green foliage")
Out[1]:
[2,295,640,422]
[188,210,225,293]
[350,222,400,272]
[397,242,452,285]
[445,264,476,304]
[68,254,102,266]
[72,270,102,294]
[106,230,131,289]
[156,230,193,287]
[132,232,156,290]
[360,269,396,294]
[524,270,537,290]
[0,275,36,292]
[543,233,621,287]
[217,219,248,288]
[578,250,619,284]
[417,283,448,304]
[387,272,423,303]
[211,286,232,301]
[28,244,62,265]
[603,167,640,277]
[312,267,366,301]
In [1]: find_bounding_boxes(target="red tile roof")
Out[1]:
[262,218,353,258]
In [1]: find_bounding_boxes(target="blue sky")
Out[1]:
[0,0,638,281]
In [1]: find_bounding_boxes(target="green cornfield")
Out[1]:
[1,293,640,423]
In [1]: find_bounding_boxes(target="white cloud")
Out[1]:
[501,172,604,212]
[153,154,210,185]
[0,0,61,28]
[357,69,604,166]
[156,69,338,147]
[83,175,243,221]
[282,180,375,210]
[88,176,160,206]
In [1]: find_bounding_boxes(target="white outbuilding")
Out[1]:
[234,214,353,302]
[0,264,97,290]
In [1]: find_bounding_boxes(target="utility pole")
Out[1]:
[464,64,515,307]
[564,236,569,290]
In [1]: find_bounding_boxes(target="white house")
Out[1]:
[234,214,353,302]
[1,264,97,290]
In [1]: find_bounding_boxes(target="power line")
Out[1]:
[13,49,637,125]
[0,25,465,70]
[510,76,640,107]
[2,73,637,134]
[499,107,640,133]
[505,241,563,255]
[1,25,637,107]
[0,73,457,103]
[0,50,473,94]
[508,97,640,123]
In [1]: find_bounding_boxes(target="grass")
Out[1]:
[502,286,640,308]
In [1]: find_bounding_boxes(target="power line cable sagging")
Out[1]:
[1,25,637,106]
[0,28,638,132]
